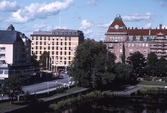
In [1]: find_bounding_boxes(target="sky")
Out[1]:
[0,0,167,41]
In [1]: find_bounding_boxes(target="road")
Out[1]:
[0,74,71,100]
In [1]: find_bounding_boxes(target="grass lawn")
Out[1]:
[138,81,167,86]
[0,86,85,113]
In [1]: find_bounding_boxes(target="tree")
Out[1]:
[157,57,167,77]
[39,51,50,70]
[69,39,116,88]
[114,62,132,84]
[145,52,158,77]
[126,51,146,77]
[1,77,23,104]
[31,53,39,67]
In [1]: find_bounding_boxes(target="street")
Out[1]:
[0,74,72,100]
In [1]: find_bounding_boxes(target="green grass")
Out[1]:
[0,86,86,113]
[138,81,167,86]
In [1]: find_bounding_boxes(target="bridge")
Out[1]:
[112,85,143,97]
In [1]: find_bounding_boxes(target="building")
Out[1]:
[104,14,167,62]
[0,25,33,80]
[30,29,84,73]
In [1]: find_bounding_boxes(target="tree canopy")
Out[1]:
[39,51,50,70]
[1,77,23,104]
[69,39,116,88]
[126,51,146,77]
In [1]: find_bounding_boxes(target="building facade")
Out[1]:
[0,25,33,80]
[30,29,84,73]
[104,14,167,62]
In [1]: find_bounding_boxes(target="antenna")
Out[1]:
[59,11,61,29]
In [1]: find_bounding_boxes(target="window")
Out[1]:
[48,47,50,50]
[69,52,71,55]
[0,47,5,52]
[60,52,62,55]
[56,51,58,55]
[64,52,66,55]
[40,42,42,45]
[69,42,71,45]
[52,51,54,55]
[129,36,133,41]
[40,51,42,54]
[36,37,38,40]
[56,47,58,50]
[52,42,54,45]
[32,36,34,40]
[48,37,50,40]
[65,42,67,45]
[120,49,122,52]
[44,42,46,45]
[36,46,38,49]
[65,47,67,50]
[52,47,54,50]
[4,70,8,74]
[56,42,58,45]
[64,61,66,65]
[146,43,148,47]
[136,36,140,41]
[40,46,42,49]
[0,69,3,74]
[69,37,71,41]
[40,37,42,40]
[36,42,38,45]
[69,47,71,50]
[44,37,46,40]
[61,42,62,45]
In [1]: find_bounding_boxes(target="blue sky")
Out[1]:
[0,0,167,41]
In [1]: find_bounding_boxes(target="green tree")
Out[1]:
[1,77,23,104]
[31,53,39,67]
[69,39,116,88]
[126,51,146,77]
[39,51,50,70]
[114,62,132,84]
[145,52,158,77]
[157,57,167,77]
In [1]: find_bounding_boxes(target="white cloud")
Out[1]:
[80,19,93,30]
[84,29,93,35]
[97,23,109,28]
[144,23,152,29]
[54,26,68,29]
[87,0,101,5]
[163,25,167,29]
[5,0,75,23]
[0,0,19,12]
[33,22,48,31]
[122,13,152,21]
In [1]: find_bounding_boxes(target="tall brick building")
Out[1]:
[104,14,167,62]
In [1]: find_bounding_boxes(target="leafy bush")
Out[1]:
[49,90,112,112]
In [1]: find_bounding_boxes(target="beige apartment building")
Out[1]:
[30,29,84,72]
[0,25,33,80]
[104,14,167,62]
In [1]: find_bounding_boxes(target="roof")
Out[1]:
[106,14,167,36]
[0,30,29,44]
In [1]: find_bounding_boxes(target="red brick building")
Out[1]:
[104,14,167,62]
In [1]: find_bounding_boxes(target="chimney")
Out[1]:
[159,24,162,29]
